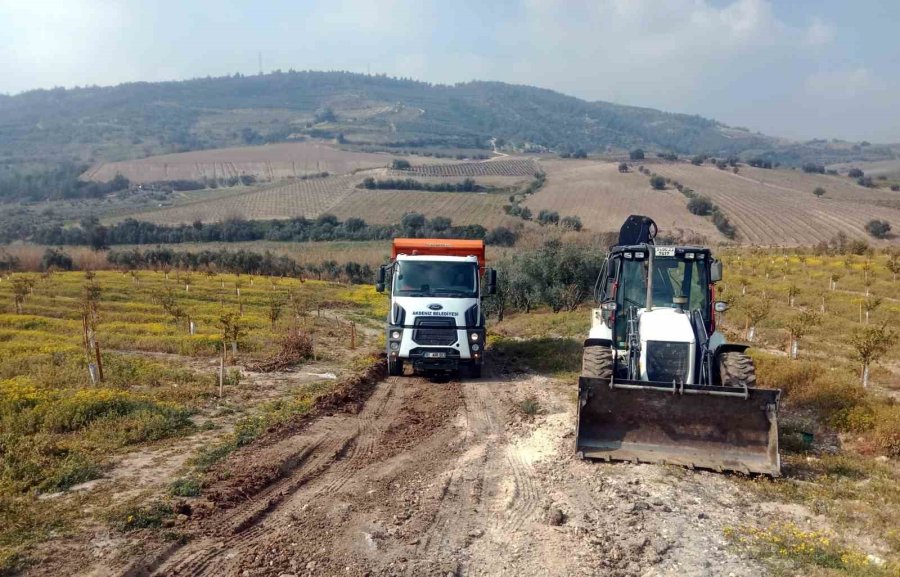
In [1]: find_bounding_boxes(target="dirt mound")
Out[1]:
[203,355,386,508]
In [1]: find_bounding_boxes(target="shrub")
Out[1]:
[813,187,826,197]
[847,167,864,178]
[858,176,875,188]
[802,163,826,174]
[629,149,645,161]
[649,176,666,190]
[872,405,900,457]
[40,248,74,271]
[891,184,900,192]
[687,196,714,215]
[169,477,202,497]
[865,219,891,239]
[390,159,411,170]
[711,209,736,239]
[560,216,583,231]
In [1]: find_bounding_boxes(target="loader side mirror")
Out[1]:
[486,268,497,295]
[714,301,729,313]
[376,266,386,293]
[710,260,723,283]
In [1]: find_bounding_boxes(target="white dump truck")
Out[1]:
[376,238,496,377]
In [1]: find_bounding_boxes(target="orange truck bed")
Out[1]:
[391,238,485,264]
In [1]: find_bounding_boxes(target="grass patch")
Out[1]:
[108,499,174,532]
[490,337,582,377]
[725,521,897,576]
[739,453,900,563]
[169,477,202,498]
[517,395,541,417]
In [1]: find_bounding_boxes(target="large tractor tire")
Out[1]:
[582,346,613,379]
[718,351,757,388]
[388,357,404,376]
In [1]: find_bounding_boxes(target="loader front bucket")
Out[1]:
[576,377,781,476]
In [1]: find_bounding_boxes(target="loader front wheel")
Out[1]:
[582,346,613,379]
[718,352,757,388]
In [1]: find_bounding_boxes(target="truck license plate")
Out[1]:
[424,352,446,358]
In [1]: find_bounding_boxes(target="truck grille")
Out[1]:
[646,341,690,383]
[413,317,458,346]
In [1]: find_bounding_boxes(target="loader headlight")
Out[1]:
[390,330,401,340]
[389,342,400,351]
[471,343,481,352]
[469,332,480,342]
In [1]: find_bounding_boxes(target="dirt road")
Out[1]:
[106,365,766,577]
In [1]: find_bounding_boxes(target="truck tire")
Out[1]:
[718,352,757,388]
[582,346,613,379]
[388,357,404,376]
[468,364,482,379]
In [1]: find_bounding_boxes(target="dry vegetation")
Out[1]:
[658,163,900,245]
[84,142,447,184]
[400,158,540,177]
[0,270,386,572]
[329,188,522,227]
[527,159,722,241]
[123,174,361,224]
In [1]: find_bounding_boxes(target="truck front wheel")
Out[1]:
[467,363,482,379]
[388,357,404,376]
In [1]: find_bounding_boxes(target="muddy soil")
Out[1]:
[67,364,767,577]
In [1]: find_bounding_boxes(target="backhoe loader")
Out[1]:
[576,216,781,475]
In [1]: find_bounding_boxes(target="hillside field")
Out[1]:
[87,141,900,248]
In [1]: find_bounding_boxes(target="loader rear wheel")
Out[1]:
[582,346,613,379]
[718,352,757,388]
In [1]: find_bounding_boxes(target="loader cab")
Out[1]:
[599,246,714,348]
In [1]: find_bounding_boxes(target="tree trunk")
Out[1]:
[862,363,870,388]
[790,339,799,360]
[748,325,756,342]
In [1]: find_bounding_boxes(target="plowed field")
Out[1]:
[124,174,361,224]
[527,160,723,242]
[84,142,450,183]
[660,164,900,245]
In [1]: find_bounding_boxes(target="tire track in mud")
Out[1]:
[124,378,410,577]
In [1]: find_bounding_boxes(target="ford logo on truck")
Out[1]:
[428,303,443,311]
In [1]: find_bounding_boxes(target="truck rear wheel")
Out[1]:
[582,346,613,379]
[467,364,482,379]
[718,352,757,388]
[388,357,404,376]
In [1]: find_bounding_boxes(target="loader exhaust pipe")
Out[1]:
[644,243,654,312]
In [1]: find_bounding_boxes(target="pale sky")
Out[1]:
[1,0,897,142]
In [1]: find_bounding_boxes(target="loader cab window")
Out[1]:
[614,254,710,341]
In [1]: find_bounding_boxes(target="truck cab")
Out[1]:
[377,239,496,377]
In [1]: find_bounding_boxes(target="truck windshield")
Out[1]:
[619,257,709,314]
[393,261,478,298]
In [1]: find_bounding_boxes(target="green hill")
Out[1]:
[0,70,894,171]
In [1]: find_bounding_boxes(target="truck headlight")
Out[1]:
[471,343,481,352]
[469,332,479,342]
[389,342,400,351]
[391,330,401,340]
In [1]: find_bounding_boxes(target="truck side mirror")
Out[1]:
[710,260,723,283]
[486,268,497,295]
[376,265,386,293]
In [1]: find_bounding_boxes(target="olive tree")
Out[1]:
[851,323,896,387]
